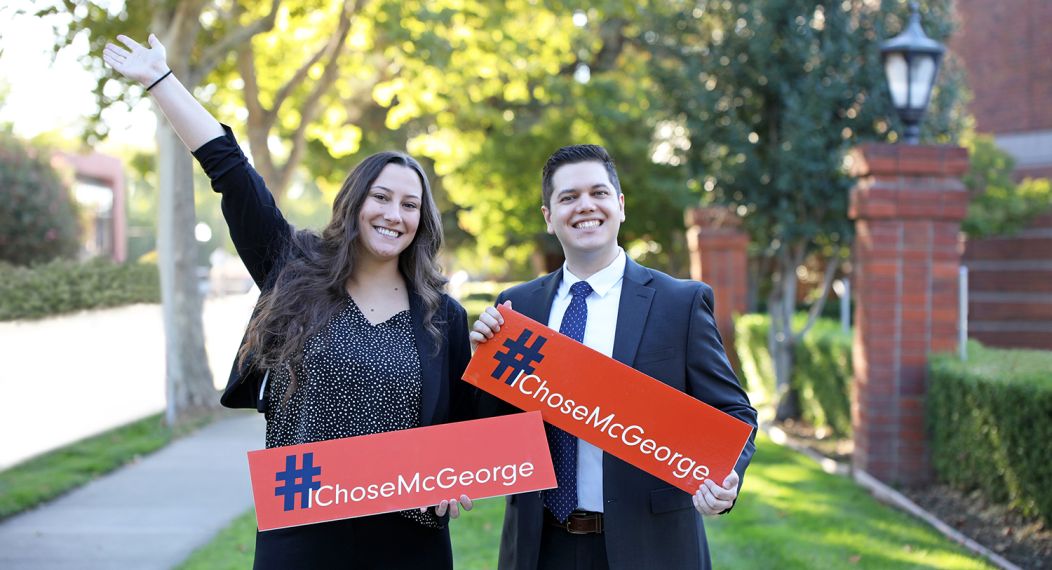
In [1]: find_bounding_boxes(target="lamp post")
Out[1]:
[880,2,945,144]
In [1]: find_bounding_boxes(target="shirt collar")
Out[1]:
[559,248,627,299]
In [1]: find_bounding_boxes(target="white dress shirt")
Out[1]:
[546,248,626,513]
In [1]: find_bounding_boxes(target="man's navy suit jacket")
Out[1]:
[480,258,757,570]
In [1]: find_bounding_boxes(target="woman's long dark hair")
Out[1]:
[237,152,447,397]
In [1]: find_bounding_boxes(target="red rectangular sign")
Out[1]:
[247,411,556,531]
[463,307,754,494]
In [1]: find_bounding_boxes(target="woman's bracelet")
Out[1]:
[146,69,173,91]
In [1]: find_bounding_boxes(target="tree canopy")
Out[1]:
[644,0,967,417]
[43,0,971,281]
[651,0,964,272]
[41,0,972,421]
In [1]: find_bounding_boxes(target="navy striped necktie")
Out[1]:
[543,280,593,522]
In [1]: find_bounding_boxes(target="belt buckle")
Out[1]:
[564,512,602,535]
[564,518,589,535]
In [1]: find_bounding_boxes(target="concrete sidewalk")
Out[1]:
[0,292,258,470]
[0,413,264,570]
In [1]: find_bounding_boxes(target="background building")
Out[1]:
[52,151,127,263]
[955,0,1052,350]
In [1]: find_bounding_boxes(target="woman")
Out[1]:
[103,34,473,568]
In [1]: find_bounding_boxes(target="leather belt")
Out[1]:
[545,510,604,534]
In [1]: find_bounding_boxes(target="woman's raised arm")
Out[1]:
[104,32,292,286]
[103,34,223,151]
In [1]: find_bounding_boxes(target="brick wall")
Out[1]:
[963,212,1052,350]
[952,0,1052,134]
[954,0,1052,349]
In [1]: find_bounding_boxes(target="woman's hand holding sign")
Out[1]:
[421,494,474,519]
[469,300,512,352]
[692,470,739,515]
[437,495,474,518]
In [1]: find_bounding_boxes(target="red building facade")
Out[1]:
[954,0,1052,350]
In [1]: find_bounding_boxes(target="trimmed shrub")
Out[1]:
[734,314,776,401]
[0,258,160,321]
[735,313,853,436]
[454,281,521,324]
[929,341,1052,525]
[0,135,80,265]
[793,319,853,436]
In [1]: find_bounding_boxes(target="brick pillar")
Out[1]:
[685,207,749,367]
[848,144,969,486]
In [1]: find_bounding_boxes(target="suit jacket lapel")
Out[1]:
[521,269,562,323]
[409,290,440,426]
[612,259,654,367]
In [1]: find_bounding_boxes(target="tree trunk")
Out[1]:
[768,243,842,422]
[155,110,216,427]
[146,8,219,427]
[772,348,799,421]
[770,248,800,422]
[769,306,799,420]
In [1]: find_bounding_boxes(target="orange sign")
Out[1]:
[248,412,556,531]
[463,307,753,494]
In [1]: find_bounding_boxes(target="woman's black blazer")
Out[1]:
[193,125,473,425]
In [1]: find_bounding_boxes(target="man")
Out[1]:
[470,145,757,570]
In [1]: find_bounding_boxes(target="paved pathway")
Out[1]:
[0,413,264,570]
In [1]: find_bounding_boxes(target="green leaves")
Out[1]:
[0,134,80,266]
[48,0,969,279]
[930,342,1052,525]
[735,312,852,435]
[962,133,1052,238]
[653,0,965,256]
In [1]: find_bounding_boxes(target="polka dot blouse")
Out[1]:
[264,297,438,527]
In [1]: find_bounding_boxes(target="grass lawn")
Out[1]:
[704,436,990,569]
[177,434,992,569]
[176,509,257,570]
[450,496,505,568]
[0,412,210,520]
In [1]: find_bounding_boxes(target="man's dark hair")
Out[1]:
[541,144,621,207]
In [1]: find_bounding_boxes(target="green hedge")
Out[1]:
[0,258,160,321]
[735,313,853,436]
[929,341,1052,525]
[734,314,777,400]
[455,281,521,325]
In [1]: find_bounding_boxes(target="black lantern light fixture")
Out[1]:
[880,2,945,144]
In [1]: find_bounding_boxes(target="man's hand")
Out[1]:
[103,34,170,87]
[692,470,739,516]
[469,300,512,352]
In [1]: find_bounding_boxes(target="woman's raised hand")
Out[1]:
[103,34,169,87]
[102,33,222,151]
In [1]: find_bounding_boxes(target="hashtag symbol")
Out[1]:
[274,452,323,512]
[491,328,547,385]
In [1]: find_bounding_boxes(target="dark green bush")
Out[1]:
[0,135,80,265]
[734,314,776,398]
[793,319,852,436]
[929,341,1052,525]
[735,313,853,436]
[454,281,520,326]
[0,258,160,321]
